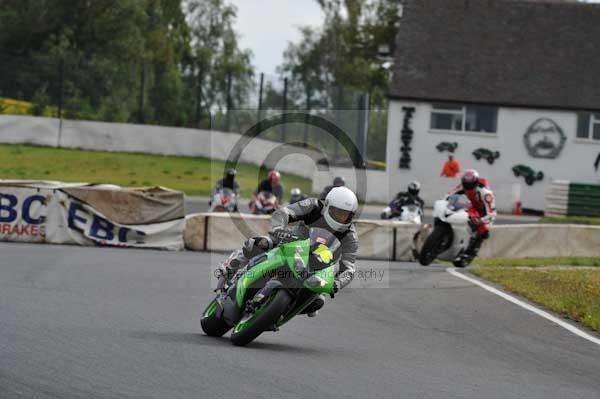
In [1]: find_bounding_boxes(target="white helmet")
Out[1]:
[323,187,358,232]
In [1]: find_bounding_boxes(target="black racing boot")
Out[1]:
[301,294,325,317]
[465,236,483,258]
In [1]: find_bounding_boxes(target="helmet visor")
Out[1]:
[328,206,353,224]
[463,181,477,190]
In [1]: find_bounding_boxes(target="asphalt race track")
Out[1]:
[1,243,598,399]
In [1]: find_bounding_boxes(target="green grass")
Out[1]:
[540,216,600,225]
[0,144,313,198]
[471,257,600,333]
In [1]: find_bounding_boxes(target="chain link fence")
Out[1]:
[0,53,388,167]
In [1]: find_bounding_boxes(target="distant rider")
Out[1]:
[215,168,240,194]
[210,169,240,209]
[451,169,496,261]
[387,181,424,217]
[319,176,346,200]
[289,188,306,204]
[256,170,283,202]
[218,187,360,317]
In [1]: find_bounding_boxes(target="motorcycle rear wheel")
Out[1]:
[419,224,452,266]
[230,289,291,347]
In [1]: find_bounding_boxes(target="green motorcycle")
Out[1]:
[201,227,340,346]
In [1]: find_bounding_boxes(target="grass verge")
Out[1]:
[0,144,312,198]
[540,216,600,225]
[471,257,600,333]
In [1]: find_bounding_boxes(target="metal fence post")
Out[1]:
[225,71,232,132]
[303,86,311,148]
[257,72,264,124]
[56,58,65,147]
[138,61,145,124]
[196,64,203,128]
[355,93,369,168]
[281,77,288,142]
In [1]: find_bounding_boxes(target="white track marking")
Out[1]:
[447,268,600,346]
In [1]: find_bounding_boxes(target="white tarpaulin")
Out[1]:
[0,180,185,250]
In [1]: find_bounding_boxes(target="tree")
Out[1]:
[186,0,254,117]
[279,0,401,108]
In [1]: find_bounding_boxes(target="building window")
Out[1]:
[577,112,600,141]
[430,103,498,133]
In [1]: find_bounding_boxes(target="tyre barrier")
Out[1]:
[184,213,600,260]
[184,212,425,261]
[2,179,598,259]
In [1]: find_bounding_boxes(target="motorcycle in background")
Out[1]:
[210,188,238,212]
[380,201,423,224]
[289,188,306,205]
[418,194,477,268]
[249,191,278,215]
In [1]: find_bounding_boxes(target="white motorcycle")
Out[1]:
[418,194,476,268]
[381,203,423,224]
[210,188,239,212]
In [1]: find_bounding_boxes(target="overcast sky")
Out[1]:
[228,0,600,76]
[228,0,323,75]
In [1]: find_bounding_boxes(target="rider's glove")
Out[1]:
[270,227,297,242]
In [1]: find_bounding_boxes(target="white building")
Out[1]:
[383,0,600,213]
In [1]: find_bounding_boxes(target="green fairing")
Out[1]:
[305,266,336,293]
[235,248,285,308]
[204,301,217,317]
[281,239,310,277]
[234,238,335,308]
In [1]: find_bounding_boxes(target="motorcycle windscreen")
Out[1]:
[308,227,342,272]
[219,188,235,202]
[446,194,471,211]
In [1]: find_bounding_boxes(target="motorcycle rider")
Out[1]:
[451,169,496,261]
[256,170,283,203]
[210,169,240,209]
[289,187,306,204]
[218,186,359,317]
[384,181,424,218]
[215,168,240,194]
[319,176,346,200]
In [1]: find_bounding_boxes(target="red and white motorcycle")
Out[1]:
[249,191,278,215]
[210,188,239,212]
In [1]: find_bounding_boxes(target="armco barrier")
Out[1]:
[184,213,600,260]
[0,180,185,250]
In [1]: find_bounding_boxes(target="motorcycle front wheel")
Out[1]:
[230,289,291,346]
[419,224,452,266]
[201,298,232,337]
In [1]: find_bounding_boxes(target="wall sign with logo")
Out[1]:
[524,118,567,159]
[399,107,415,169]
